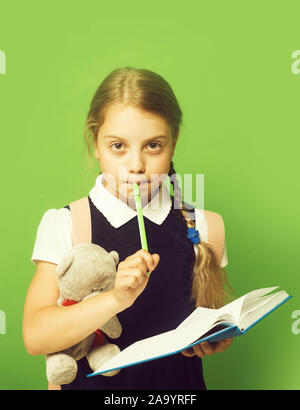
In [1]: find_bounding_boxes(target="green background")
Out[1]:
[0,0,299,390]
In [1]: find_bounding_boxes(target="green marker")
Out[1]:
[133,183,150,276]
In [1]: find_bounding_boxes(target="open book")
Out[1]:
[87,286,291,378]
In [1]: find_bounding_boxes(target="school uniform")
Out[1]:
[31,173,228,390]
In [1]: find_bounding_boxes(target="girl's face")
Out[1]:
[94,103,178,209]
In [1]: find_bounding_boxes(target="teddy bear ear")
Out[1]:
[56,252,75,278]
[109,250,119,266]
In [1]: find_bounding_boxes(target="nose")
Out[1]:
[128,151,145,175]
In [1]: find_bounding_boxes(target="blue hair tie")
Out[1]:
[187,227,200,245]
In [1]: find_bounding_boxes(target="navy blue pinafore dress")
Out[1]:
[62,195,206,390]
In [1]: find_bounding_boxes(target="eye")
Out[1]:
[111,143,124,152]
[110,142,162,153]
[148,142,162,151]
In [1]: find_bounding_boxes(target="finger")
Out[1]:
[151,253,160,268]
[128,250,159,272]
[181,347,196,357]
[214,338,234,353]
[115,275,136,290]
[121,256,149,275]
[116,269,147,289]
[124,255,150,274]
[198,341,215,355]
[192,343,208,357]
[220,337,234,348]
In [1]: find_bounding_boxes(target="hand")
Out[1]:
[181,338,233,358]
[112,249,160,310]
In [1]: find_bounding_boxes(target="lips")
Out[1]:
[126,180,147,185]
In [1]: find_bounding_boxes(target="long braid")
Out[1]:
[168,161,230,309]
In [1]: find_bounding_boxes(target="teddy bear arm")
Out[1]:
[100,315,122,339]
[69,334,95,361]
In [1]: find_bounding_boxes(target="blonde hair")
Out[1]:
[83,66,231,308]
[169,161,231,308]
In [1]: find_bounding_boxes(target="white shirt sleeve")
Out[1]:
[31,208,72,266]
[195,209,228,268]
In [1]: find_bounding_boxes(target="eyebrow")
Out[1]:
[103,134,168,143]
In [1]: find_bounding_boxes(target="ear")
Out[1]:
[109,250,119,266]
[56,252,74,278]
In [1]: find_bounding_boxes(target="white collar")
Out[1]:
[89,173,172,228]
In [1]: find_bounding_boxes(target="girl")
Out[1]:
[23,67,233,390]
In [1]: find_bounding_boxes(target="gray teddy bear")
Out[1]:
[46,243,123,385]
